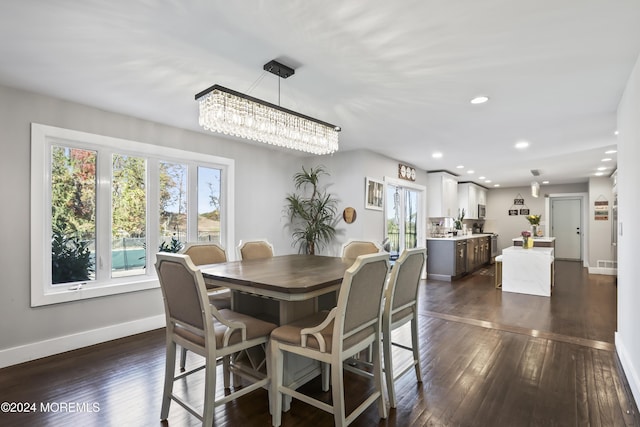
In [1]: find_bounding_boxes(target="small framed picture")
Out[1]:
[365,177,384,211]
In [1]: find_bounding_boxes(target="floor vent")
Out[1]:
[597,260,618,269]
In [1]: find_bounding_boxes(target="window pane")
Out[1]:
[198,167,222,243]
[159,162,187,251]
[112,154,146,277]
[51,146,96,285]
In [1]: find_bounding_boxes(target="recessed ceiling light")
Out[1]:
[542,181,549,184]
[601,158,612,162]
[485,180,492,183]
[493,184,500,187]
[456,165,465,169]
[470,96,489,104]
[467,170,475,174]
[614,130,619,136]
[432,152,443,159]
[595,172,605,176]
[515,141,529,149]
[605,149,617,154]
[478,176,486,180]
[597,166,608,171]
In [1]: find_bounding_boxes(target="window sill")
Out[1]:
[31,277,160,307]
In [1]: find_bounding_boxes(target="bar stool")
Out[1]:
[495,255,503,289]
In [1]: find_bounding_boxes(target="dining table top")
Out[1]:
[200,254,350,297]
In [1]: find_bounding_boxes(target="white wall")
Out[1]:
[616,53,640,408]
[0,84,301,367]
[485,183,588,251]
[587,176,615,271]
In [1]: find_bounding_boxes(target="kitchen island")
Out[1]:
[501,246,555,297]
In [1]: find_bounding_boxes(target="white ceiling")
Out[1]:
[2,0,639,187]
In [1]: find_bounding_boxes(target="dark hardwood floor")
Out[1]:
[1,260,638,426]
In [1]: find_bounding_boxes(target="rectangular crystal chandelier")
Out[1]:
[195,84,340,155]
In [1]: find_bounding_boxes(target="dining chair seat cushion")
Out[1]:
[270,311,375,354]
[174,309,276,348]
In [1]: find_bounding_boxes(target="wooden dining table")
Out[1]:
[201,254,350,325]
[200,254,350,410]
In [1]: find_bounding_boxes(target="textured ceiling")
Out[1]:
[1,0,639,187]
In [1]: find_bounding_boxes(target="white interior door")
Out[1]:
[551,198,582,260]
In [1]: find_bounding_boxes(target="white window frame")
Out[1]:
[30,123,235,306]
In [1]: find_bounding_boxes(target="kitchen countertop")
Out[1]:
[427,233,494,241]
[512,236,556,242]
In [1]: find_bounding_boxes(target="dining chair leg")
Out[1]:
[179,346,187,371]
[373,339,388,419]
[223,355,231,389]
[411,316,423,381]
[269,342,284,427]
[203,354,217,427]
[321,362,330,392]
[161,340,176,420]
[331,355,346,427]
[382,321,397,408]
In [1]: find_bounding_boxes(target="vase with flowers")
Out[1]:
[521,230,533,248]
[526,214,541,237]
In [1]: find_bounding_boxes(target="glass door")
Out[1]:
[386,184,420,260]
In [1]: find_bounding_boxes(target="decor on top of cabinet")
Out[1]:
[521,231,533,248]
[285,165,338,255]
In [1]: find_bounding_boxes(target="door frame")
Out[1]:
[545,192,588,266]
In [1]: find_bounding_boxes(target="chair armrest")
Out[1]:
[300,308,336,352]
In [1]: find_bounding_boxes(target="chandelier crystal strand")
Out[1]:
[197,86,339,155]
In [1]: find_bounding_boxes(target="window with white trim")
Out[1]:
[31,123,235,306]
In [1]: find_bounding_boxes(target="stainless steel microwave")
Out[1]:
[478,204,486,218]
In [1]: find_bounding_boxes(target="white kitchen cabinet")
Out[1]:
[458,182,478,219]
[427,172,458,218]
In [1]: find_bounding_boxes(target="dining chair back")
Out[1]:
[382,246,426,408]
[269,252,390,427]
[182,242,227,266]
[340,239,384,266]
[237,239,274,260]
[155,253,276,426]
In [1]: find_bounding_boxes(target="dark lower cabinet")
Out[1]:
[427,236,491,281]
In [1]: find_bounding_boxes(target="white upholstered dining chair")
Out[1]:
[340,239,384,266]
[236,239,274,260]
[382,246,427,408]
[268,252,390,427]
[180,242,232,371]
[155,253,276,426]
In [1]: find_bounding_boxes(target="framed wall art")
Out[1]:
[365,177,384,211]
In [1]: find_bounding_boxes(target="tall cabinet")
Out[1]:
[427,172,458,218]
[458,182,488,220]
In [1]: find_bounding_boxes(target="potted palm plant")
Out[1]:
[285,165,338,255]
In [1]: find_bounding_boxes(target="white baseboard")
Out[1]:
[0,315,165,369]
[616,332,640,410]
[587,266,618,275]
